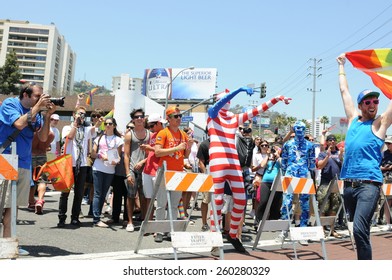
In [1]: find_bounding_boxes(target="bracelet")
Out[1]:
[126,173,131,178]
[339,72,346,76]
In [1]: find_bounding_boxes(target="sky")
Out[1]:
[3,0,392,121]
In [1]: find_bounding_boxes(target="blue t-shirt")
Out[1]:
[340,116,383,183]
[0,97,43,169]
[262,160,281,183]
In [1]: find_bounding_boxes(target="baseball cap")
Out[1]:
[326,134,337,141]
[147,113,167,124]
[385,136,392,144]
[51,114,60,120]
[166,106,180,117]
[357,89,380,104]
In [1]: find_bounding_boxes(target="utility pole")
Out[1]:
[307,58,322,137]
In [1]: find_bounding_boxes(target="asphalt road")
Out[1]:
[15,190,276,260]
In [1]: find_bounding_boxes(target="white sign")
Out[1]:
[289,226,324,241]
[171,232,223,248]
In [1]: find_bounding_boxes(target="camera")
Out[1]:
[242,127,252,134]
[49,97,65,107]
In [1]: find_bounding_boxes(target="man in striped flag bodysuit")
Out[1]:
[208,87,291,254]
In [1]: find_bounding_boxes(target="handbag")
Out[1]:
[33,136,74,192]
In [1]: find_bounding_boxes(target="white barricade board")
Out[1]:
[171,232,223,248]
[289,226,324,241]
[0,237,18,259]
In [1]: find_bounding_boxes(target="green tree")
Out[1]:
[300,119,311,132]
[0,50,22,95]
[320,115,330,130]
[272,114,287,134]
[286,116,297,127]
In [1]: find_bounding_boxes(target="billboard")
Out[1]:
[143,68,217,100]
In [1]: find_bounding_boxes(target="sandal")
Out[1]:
[332,230,342,239]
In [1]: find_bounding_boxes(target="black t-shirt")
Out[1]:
[381,150,392,182]
[196,138,210,166]
[236,135,255,168]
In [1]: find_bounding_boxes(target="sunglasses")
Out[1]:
[309,139,314,142]
[363,99,379,106]
[260,144,269,147]
[104,122,114,126]
[133,115,145,119]
[50,119,59,121]
[170,114,182,119]
[91,114,101,118]
[23,81,37,93]
[126,125,133,129]
[148,122,157,129]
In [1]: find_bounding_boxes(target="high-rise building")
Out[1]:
[112,74,143,93]
[308,118,322,138]
[0,19,76,95]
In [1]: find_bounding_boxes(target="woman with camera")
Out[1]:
[251,139,269,222]
[255,142,283,226]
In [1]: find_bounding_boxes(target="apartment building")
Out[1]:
[112,74,143,93]
[0,19,76,95]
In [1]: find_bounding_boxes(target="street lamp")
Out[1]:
[164,66,195,116]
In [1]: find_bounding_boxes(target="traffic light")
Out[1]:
[260,82,266,98]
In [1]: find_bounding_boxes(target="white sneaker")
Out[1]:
[126,223,135,232]
[275,231,288,244]
[248,209,255,219]
[242,224,250,233]
[104,206,112,215]
[298,239,309,246]
[18,247,29,256]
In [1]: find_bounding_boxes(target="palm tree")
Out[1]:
[286,116,297,128]
[300,119,311,132]
[320,116,330,130]
[272,114,287,134]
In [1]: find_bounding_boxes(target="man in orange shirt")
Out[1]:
[154,106,194,242]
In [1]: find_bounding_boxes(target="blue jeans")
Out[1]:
[344,182,380,260]
[92,170,114,224]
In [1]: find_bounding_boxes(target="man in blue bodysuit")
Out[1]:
[280,121,316,228]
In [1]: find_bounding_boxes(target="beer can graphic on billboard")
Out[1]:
[145,68,171,99]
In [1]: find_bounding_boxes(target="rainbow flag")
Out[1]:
[85,87,99,106]
[99,109,114,131]
[346,49,392,99]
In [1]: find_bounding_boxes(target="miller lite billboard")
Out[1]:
[142,68,217,100]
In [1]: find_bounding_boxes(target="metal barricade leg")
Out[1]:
[210,195,224,259]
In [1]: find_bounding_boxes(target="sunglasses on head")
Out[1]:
[170,114,182,119]
[22,81,37,93]
[148,122,158,129]
[133,115,145,119]
[104,122,114,126]
[363,99,379,106]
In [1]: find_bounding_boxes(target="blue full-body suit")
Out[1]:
[280,121,316,227]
